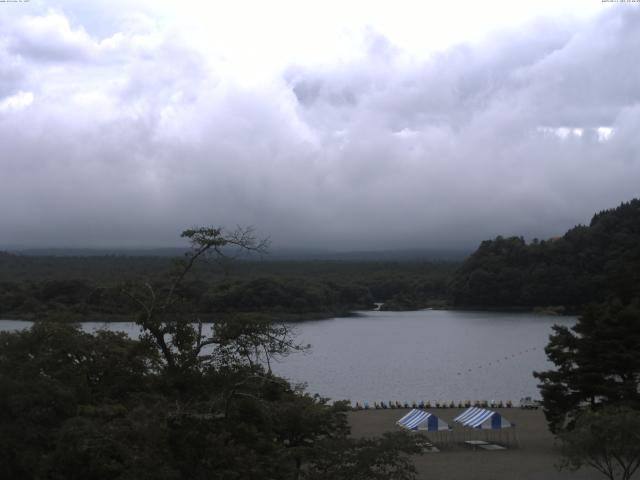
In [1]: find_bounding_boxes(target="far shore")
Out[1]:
[348,408,611,480]
[0,310,358,324]
[0,304,579,324]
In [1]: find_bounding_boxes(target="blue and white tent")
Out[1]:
[397,409,451,432]
[453,407,513,430]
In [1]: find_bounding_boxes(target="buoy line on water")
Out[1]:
[454,346,540,376]
[349,399,532,410]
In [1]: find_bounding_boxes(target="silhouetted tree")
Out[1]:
[559,407,640,480]
[0,226,421,480]
[534,303,640,433]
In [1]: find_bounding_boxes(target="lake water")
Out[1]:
[0,310,574,404]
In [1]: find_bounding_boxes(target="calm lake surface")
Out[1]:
[0,310,574,403]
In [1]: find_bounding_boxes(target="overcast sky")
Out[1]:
[1,1,639,250]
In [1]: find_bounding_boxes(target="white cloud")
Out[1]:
[9,11,97,62]
[0,4,639,249]
[597,126,613,142]
[0,90,33,112]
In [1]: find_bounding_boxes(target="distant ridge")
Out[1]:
[6,247,190,257]
[5,247,470,261]
[267,248,470,261]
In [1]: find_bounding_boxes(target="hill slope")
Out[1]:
[450,199,640,310]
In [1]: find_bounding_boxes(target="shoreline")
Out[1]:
[0,304,579,324]
[0,310,358,323]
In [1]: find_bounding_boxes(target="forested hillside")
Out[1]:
[450,199,640,310]
[4,199,638,319]
[0,254,455,321]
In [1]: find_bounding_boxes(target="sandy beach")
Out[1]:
[348,408,625,480]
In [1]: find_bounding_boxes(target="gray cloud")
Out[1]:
[1,7,639,250]
[7,13,96,62]
[0,50,27,98]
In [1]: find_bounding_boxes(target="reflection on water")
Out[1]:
[0,310,574,403]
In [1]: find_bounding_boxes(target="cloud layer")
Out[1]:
[1,5,639,250]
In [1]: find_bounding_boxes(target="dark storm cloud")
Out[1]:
[0,7,639,250]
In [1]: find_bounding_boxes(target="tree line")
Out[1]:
[0,253,455,320]
[450,199,640,310]
[526,200,640,479]
[3,199,640,320]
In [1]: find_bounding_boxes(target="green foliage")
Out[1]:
[451,199,640,308]
[380,292,424,311]
[0,310,418,479]
[0,252,456,320]
[201,277,374,314]
[50,402,179,480]
[558,406,640,480]
[0,322,159,478]
[302,432,420,480]
[534,303,640,433]
[0,226,423,479]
